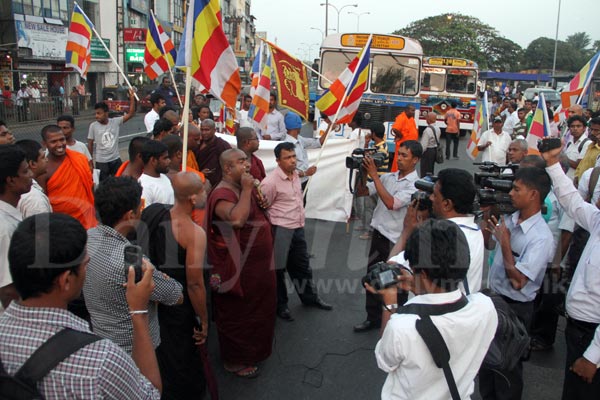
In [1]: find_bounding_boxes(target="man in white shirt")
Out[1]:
[261,93,286,140]
[283,112,325,187]
[503,102,519,138]
[236,94,254,129]
[353,141,421,333]
[144,93,166,133]
[57,115,92,168]
[370,219,497,400]
[138,140,174,208]
[0,145,32,308]
[15,140,51,218]
[477,116,511,165]
[16,84,29,122]
[564,115,591,180]
[541,144,600,399]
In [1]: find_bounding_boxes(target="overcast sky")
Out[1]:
[251,0,599,62]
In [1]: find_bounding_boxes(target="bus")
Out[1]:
[317,33,423,152]
[419,57,478,135]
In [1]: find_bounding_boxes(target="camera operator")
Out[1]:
[479,167,554,400]
[542,143,600,399]
[353,140,421,333]
[368,219,498,400]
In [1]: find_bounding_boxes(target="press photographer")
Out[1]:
[352,140,421,333]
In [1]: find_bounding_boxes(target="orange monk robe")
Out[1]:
[115,160,129,177]
[185,166,207,228]
[187,150,199,171]
[47,149,97,229]
[390,112,418,172]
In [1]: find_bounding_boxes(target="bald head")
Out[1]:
[163,110,180,126]
[426,113,437,124]
[171,171,205,204]
[187,123,201,150]
[568,105,583,117]
[220,148,245,170]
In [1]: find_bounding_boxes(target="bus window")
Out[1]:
[319,50,358,89]
[422,67,445,92]
[370,54,420,96]
[446,70,477,94]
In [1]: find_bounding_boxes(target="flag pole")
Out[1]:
[181,67,193,171]
[303,34,373,198]
[151,9,183,107]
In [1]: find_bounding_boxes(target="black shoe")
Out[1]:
[277,307,294,321]
[304,297,333,311]
[353,320,380,333]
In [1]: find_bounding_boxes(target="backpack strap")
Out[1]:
[13,328,102,389]
[578,137,590,153]
[396,295,468,400]
[587,166,600,203]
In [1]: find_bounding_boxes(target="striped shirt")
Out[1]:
[0,303,160,399]
[85,224,183,353]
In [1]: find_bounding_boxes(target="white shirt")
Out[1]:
[420,124,441,149]
[479,129,511,165]
[565,134,591,179]
[578,167,600,205]
[17,179,52,218]
[0,200,22,288]
[503,111,518,134]
[375,290,498,400]
[29,87,40,102]
[67,140,92,160]
[138,173,174,208]
[449,216,484,294]
[367,170,419,243]
[546,162,600,365]
[88,117,123,163]
[144,109,160,133]
[264,109,286,140]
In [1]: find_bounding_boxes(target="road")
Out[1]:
[10,113,566,399]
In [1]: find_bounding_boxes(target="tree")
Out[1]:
[522,37,587,71]
[393,13,522,71]
[566,32,591,52]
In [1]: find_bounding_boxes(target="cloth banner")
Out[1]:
[269,43,310,120]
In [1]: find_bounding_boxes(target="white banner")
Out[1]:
[16,21,68,59]
[218,134,359,223]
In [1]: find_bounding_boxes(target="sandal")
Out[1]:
[225,365,260,379]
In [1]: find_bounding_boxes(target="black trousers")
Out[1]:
[156,302,206,400]
[531,268,565,346]
[95,158,122,182]
[561,318,600,400]
[273,225,318,309]
[420,147,436,177]
[445,132,459,158]
[479,299,534,400]
[365,229,408,323]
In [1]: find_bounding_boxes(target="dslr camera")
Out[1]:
[362,262,403,290]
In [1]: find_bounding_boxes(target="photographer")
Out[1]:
[542,143,600,399]
[353,141,421,333]
[369,219,498,400]
[479,167,554,400]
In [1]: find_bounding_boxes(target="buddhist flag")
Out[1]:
[248,52,272,129]
[554,51,600,122]
[218,103,236,135]
[466,92,488,160]
[175,0,241,110]
[316,36,371,124]
[269,42,310,120]
[249,43,262,99]
[526,92,551,155]
[65,4,94,79]
[144,11,177,80]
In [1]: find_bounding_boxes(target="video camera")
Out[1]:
[346,148,387,194]
[473,162,519,215]
[362,262,404,290]
[411,175,436,211]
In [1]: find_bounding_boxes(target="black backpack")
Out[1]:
[0,328,101,399]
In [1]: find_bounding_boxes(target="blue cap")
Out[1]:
[284,112,302,130]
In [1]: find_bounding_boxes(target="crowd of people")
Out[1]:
[0,79,599,400]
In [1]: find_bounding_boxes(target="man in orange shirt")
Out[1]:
[38,125,96,229]
[391,105,418,172]
[444,101,462,160]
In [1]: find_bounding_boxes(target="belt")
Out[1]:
[566,316,600,331]
[500,294,532,305]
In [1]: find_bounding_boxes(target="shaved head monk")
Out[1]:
[38,124,96,229]
[115,136,150,179]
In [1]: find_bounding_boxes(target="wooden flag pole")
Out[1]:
[181,67,193,171]
[151,9,183,107]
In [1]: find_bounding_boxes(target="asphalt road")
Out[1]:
[10,113,566,399]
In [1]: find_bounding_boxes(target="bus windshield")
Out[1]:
[319,50,358,89]
[370,54,420,95]
[422,67,477,94]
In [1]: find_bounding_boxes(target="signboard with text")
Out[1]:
[90,38,110,60]
[15,20,68,59]
[123,28,146,43]
[126,48,145,63]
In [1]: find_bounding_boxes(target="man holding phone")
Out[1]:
[84,176,183,354]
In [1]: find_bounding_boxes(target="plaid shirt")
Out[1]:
[0,302,160,399]
[85,224,183,353]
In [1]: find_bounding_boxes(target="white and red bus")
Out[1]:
[419,57,478,135]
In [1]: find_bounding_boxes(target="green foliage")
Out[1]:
[566,32,591,52]
[393,13,522,71]
[522,37,587,70]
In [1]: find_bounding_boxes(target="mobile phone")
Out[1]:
[124,244,143,283]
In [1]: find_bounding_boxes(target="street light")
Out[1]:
[348,11,370,31]
[320,2,358,33]
[551,0,562,88]
[310,27,325,40]
[300,42,320,61]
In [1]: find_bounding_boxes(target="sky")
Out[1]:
[251,0,600,62]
